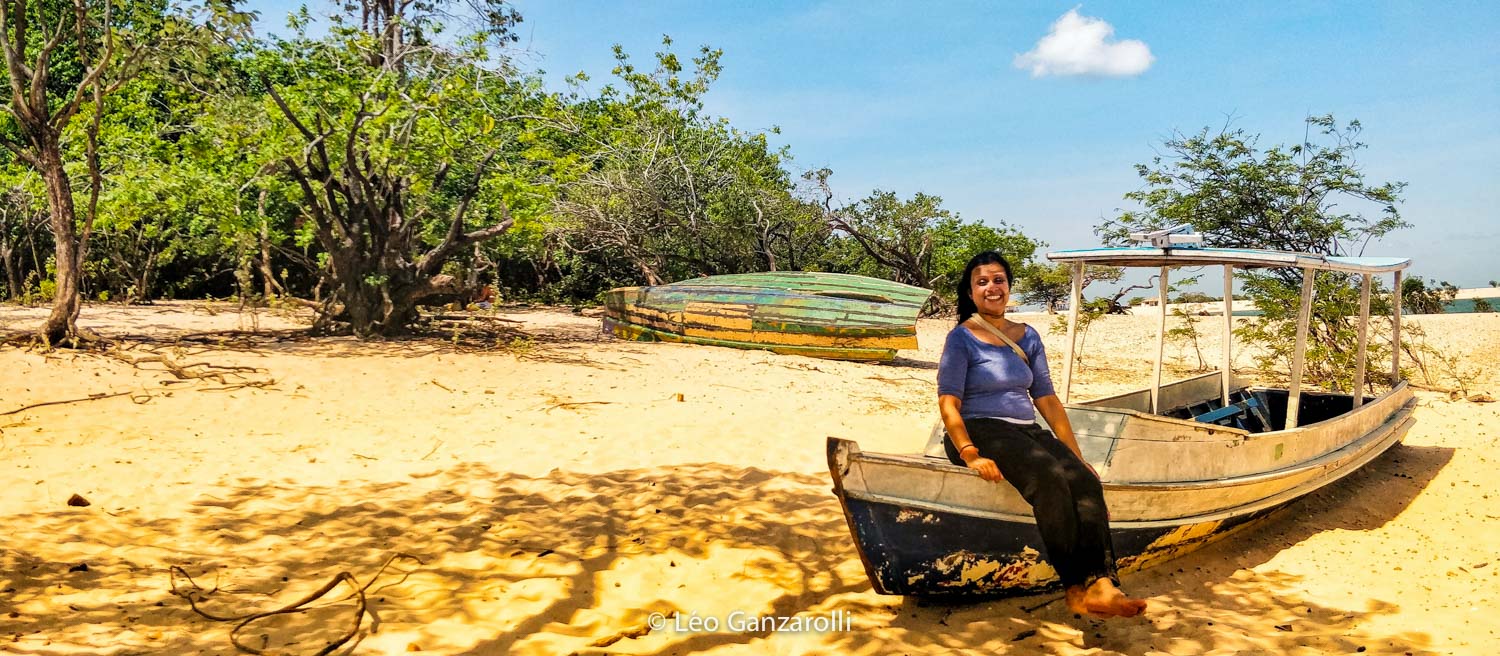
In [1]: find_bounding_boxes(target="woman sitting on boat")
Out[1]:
[938,251,1148,618]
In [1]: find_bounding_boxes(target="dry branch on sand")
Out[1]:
[169,553,422,656]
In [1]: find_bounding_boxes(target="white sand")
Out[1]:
[1,302,1496,654]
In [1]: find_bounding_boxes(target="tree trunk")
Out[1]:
[38,144,83,345]
[1,226,18,300]
[256,190,282,298]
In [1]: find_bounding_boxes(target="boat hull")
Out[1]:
[840,492,1287,597]
[603,317,902,361]
[602,272,930,361]
[827,381,1417,597]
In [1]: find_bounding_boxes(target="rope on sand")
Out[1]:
[169,552,422,655]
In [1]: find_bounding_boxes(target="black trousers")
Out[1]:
[945,418,1120,588]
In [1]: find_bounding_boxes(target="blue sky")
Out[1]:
[246,1,1499,288]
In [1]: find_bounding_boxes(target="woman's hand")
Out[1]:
[965,455,1004,482]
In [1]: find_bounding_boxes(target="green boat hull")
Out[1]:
[602,272,931,361]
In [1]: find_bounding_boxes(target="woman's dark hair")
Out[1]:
[955,251,1014,326]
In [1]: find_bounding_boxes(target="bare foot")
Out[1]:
[1065,585,1089,615]
[1080,578,1148,618]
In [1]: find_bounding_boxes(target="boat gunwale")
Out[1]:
[850,394,1415,492]
[610,284,927,308]
[833,406,1414,529]
[638,272,934,306]
[1064,379,1412,444]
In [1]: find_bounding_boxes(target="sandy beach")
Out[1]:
[1,302,1497,655]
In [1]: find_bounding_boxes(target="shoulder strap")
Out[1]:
[966,317,1030,365]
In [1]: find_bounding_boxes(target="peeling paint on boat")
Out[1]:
[894,509,940,524]
[904,548,1058,590]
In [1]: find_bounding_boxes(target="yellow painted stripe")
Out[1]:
[606,320,898,361]
[683,301,754,330]
[611,311,918,349]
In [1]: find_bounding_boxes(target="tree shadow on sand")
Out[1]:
[0,463,869,655]
[0,444,1453,655]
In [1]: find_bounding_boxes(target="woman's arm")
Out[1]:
[940,394,1002,482]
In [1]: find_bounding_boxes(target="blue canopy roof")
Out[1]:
[1045,247,1410,274]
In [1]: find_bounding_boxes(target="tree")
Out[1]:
[807,170,1040,312]
[1166,307,1209,371]
[1474,298,1494,313]
[0,0,239,343]
[77,71,246,304]
[1099,273,1189,316]
[1,0,139,342]
[1099,115,1407,259]
[1100,115,1409,390]
[1017,262,1125,314]
[1401,276,1456,315]
[252,0,546,336]
[811,176,947,288]
[0,162,47,300]
[549,39,807,288]
[924,214,1040,312]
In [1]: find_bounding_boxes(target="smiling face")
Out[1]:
[968,263,1010,316]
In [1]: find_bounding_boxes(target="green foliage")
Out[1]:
[1475,298,1495,313]
[1102,115,1409,390]
[1232,270,1395,391]
[6,5,1061,322]
[1050,298,1111,369]
[0,163,51,301]
[924,215,1040,311]
[818,189,956,286]
[36,274,55,303]
[241,0,557,335]
[1017,263,1125,314]
[814,183,1040,312]
[1099,115,1408,256]
[1166,308,1209,371]
[1015,262,1069,313]
[1174,291,1216,304]
[1400,276,1456,315]
[77,72,249,302]
[547,38,811,290]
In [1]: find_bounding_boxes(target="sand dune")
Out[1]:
[1,302,1496,654]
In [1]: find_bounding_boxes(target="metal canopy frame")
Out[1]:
[1046,246,1412,429]
[1048,247,1410,274]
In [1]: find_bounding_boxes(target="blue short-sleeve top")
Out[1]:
[936,323,1057,421]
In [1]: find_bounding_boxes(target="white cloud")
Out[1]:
[1014,8,1154,78]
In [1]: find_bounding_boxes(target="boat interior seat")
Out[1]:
[1194,396,1270,433]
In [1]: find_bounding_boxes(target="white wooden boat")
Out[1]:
[829,232,1416,596]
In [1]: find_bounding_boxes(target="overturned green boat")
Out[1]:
[602,272,932,361]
